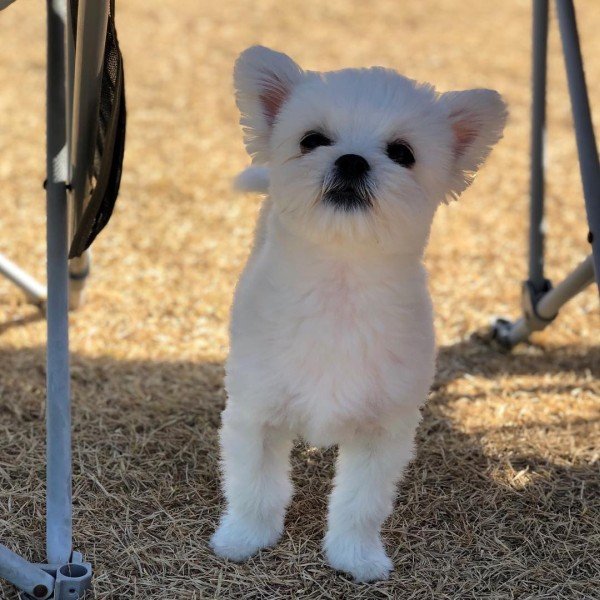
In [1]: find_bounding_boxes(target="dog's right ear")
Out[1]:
[234,46,304,164]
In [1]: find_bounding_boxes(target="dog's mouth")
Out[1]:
[321,184,373,212]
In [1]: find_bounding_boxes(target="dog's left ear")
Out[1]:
[440,89,508,200]
[234,46,304,164]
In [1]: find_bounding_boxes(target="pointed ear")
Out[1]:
[440,89,508,199]
[234,46,304,164]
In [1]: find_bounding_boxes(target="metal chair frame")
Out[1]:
[493,0,599,347]
[0,0,109,597]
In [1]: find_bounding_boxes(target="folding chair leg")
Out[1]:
[0,0,115,595]
[0,546,54,600]
[492,0,598,349]
[493,255,595,347]
[0,253,47,305]
[45,0,72,567]
[0,2,92,597]
[68,250,91,310]
[528,0,549,291]
[0,544,92,600]
[556,0,600,293]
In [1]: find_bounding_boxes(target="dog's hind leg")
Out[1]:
[210,408,293,561]
[323,431,414,582]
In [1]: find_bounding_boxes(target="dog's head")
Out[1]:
[234,46,507,255]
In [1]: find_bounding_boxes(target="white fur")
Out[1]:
[211,46,507,582]
[233,165,270,193]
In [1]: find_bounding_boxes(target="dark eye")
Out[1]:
[386,141,415,168]
[300,131,332,153]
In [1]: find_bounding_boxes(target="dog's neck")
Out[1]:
[264,209,427,289]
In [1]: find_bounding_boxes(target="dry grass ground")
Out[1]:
[0,0,599,598]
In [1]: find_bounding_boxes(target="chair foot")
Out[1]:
[18,552,92,600]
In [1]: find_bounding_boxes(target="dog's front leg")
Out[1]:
[211,408,293,561]
[324,431,414,582]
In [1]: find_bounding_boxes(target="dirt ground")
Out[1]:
[0,0,598,598]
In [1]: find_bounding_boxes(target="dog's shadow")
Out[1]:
[0,336,597,597]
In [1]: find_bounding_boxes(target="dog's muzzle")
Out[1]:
[322,154,373,211]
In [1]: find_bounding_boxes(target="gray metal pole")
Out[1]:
[536,254,595,318]
[0,253,47,304]
[46,0,72,567]
[556,0,600,295]
[0,545,54,600]
[529,0,549,288]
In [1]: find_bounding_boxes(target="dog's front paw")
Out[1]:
[324,532,393,582]
[210,514,283,562]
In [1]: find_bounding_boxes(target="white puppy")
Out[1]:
[211,46,507,582]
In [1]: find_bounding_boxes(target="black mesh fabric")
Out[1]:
[69,0,126,258]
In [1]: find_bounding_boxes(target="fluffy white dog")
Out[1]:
[211,45,507,582]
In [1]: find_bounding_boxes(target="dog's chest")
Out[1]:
[275,267,397,373]
[265,265,432,426]
[229,252,435,442]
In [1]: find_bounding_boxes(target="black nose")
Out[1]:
[334,154,370,179]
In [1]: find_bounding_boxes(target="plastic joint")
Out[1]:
[521,278,557,330]
[491,277,557,350]
[20,553,92,600]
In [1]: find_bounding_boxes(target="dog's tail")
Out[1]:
[233,165,270,194]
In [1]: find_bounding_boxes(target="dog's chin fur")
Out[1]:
[211,45,508,582]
